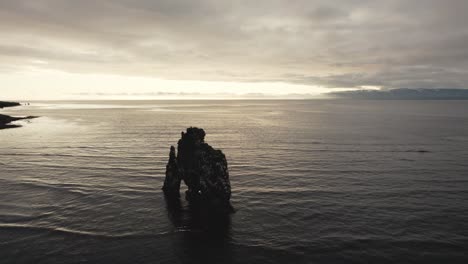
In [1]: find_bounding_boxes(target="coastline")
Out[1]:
[0,101,21,109]
[0,101,38,129]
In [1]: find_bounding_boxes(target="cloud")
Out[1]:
[1,0,468,89]
[286,66,468,89]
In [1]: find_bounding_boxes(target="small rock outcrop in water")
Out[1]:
[163,127,232,211]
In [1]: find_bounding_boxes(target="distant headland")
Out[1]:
[0,101,38,129]
[0,101,21,109]
[328,88,468,100]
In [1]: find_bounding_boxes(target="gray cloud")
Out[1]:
[1,0,468,89]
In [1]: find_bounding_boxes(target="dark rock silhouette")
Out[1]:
[163,146,181,197]
[163,127,233,212]
[0,101,38,130]
[0,101,21,109]
[0,114,38,130]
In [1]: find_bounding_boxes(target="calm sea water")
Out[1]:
[1,100,468,263]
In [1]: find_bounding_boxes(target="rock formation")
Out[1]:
[163,127,232,211]
[163,146,181,197]
[0,114,38,130]
[0,101,37,129]
[0,101,21,109]
[0,101,38,129]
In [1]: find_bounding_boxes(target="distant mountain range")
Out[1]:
[328,89,468,100]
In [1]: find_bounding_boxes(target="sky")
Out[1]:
[1,0,468,99]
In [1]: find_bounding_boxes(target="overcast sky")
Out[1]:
[1,0,468,99]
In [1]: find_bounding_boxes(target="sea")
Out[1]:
[1,100,467,263]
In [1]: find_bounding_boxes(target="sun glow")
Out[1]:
[0,70,336,100]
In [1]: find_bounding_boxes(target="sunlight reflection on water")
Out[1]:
[1,100,468,263]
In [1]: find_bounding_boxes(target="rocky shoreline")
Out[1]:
[0,101,21,109]
[0,101,38,129]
